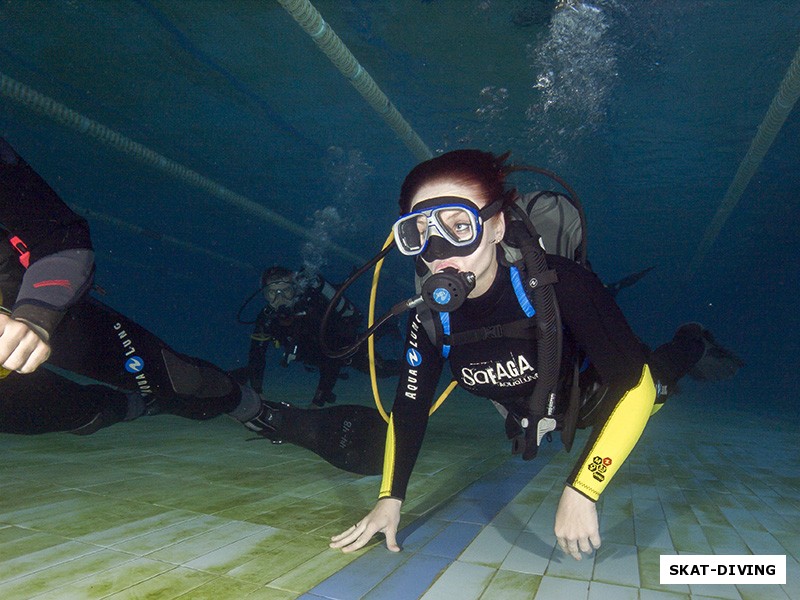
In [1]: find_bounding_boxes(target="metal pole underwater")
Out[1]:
[0,71,367,266]
[275,0,434,162]
[686,42,800,281]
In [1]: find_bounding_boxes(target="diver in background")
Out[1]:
[0,136,386,474]
[234,266,399,407]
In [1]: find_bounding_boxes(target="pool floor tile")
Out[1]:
[587,581,638,600]
[364,553,452,600]
[417,560,495,600]
[417,520,484,559]
[533,575,590,600]
[591,542,640,588]
[458,524,519,567]
[479,569,541,600]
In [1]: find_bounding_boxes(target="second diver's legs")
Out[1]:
[648,323,743,403]
[49,297,242,420]
[0,368,131,434]
[648,330,705,389]
[242,398,387,475]
[312,362,341,406]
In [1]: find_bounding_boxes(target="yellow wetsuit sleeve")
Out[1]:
[569,363,656,501]
[378,414,396,498]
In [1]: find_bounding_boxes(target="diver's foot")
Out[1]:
[677,323,745,381]
[311,390,336,407]
[242,400,286,443]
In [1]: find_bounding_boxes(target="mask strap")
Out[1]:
[478,199,504,222]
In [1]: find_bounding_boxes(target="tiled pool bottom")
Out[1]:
[0,387,510,599]
[302,392,800,600]
[1,388,798,599]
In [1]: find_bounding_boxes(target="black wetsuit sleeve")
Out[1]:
[552,256,648,389]
[550,255,654,499]
[379,310,445,501]
[0,142,95,338]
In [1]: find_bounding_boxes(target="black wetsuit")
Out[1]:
[240,276,397,404]
[0,139,241,434]
[381,255,703,502]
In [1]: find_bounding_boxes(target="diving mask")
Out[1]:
[264,279,297,312]
[392,196,503,259]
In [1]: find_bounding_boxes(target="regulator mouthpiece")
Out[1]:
[421,268,476,312]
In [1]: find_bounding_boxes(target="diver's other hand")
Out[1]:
[330,498,402,553]
[554,485,601,561]
[0,314,51,373]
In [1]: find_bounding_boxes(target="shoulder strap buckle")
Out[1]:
[527,269,558,289]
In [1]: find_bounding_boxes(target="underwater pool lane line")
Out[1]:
[0,71,367,267]
[687,40,800,281]
[275,0,433,162]
[302,444,558,600]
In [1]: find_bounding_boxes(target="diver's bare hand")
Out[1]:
[554,485,601,560]
[0,314,51,374]
[330,498,401,553]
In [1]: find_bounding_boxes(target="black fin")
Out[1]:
[270,402,386,475]
[690,335,745,381]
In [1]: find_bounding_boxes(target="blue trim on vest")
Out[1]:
[510,266,536,318]
[439,312,451,358]
[435,266,535,358]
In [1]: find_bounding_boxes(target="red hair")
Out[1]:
[398,149,514,214]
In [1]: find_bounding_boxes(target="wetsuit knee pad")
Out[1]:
[161,348,234,398]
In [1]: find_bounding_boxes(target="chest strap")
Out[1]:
[444,318,538,347]
[437,265,536,357]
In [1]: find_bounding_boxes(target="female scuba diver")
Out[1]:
[329,149,742,561]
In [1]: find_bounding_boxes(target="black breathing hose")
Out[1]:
[319,243,396,360]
